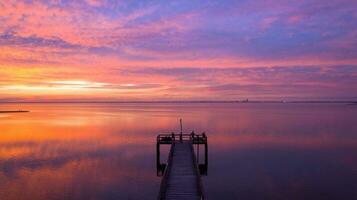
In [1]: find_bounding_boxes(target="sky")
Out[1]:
[0,0,356,101]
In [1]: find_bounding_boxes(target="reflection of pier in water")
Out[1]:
[156,132,208,200]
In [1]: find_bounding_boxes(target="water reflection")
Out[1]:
[0,103,356,199]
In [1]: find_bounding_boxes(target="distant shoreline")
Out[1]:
[0,101,356,104]
[0,110,30,113]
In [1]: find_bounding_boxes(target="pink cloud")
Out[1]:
[85,0,107,7]
[260,16,278,29]
[287,15,304,24]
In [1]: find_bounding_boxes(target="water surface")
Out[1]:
[0,103,356,199]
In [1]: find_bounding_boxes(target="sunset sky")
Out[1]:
[0,0,356,101]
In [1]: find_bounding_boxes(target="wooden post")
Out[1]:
[180,118,183,142]
[204,142,208,168]
[196,136,199,164]
[203,132,208,169]
[156,142,160,171]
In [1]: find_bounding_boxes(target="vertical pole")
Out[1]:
[180,118,183,142]
[197,140,199,164]
[156,142,160,174]
[204,142,208,169]
[203,132,208,170]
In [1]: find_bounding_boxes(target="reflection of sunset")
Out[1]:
[0,106,155,160]
[1,103,356,159]
[0,104,163,199]
[0,103,356,199]
[210,134,357,149]
[0,155,156,200]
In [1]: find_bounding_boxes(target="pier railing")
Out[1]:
[156,133,208,175]
[156,133,207,144]
[158,141,176,199]
[156,132,208,176]
[156,132,208,200]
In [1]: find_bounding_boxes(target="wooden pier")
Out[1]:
[156,132,208,200]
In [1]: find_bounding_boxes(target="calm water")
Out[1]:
[0,103,356,200]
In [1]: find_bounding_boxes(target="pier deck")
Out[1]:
[157,133,207,200]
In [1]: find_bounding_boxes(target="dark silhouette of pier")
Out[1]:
[156,127,208,200]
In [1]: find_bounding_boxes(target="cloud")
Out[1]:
[85,0,107,7]
[0,0,356,100]
[122,65,357,100]
[0,32,80,49]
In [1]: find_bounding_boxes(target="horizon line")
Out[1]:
[1,100,356,104]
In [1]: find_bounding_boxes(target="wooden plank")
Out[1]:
[162,141,202,200]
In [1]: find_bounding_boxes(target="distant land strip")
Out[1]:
[0,110,30,113]
[0,101,356,104]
